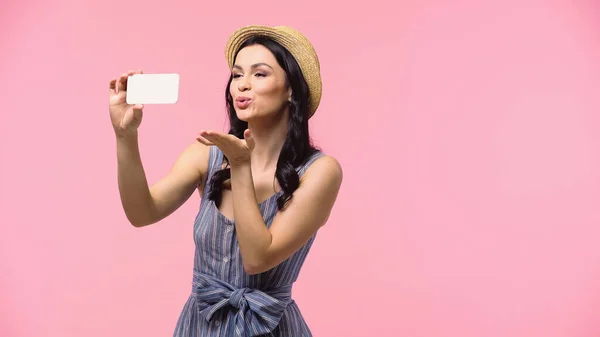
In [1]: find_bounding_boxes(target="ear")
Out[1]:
[286,84,292,101]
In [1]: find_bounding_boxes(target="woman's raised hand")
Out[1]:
[109,69,144,137]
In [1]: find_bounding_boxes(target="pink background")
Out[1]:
[2,0,600,336]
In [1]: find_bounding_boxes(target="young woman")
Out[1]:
[108,25,343,336]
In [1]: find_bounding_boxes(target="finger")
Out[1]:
[117,73,128,93]
[199,130,219,140]
[200,129,216,137]
[244,129,255,150]
[133,104,144,120]
[127,69,138,79]
[109,78,117,96]
[201,131,229,147]
[202,130,233,142]
[200,134,221,147]
[120,104,144,128]
[196,135,214,146]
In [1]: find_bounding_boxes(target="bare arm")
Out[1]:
[230,155,343,274]
[116,132,209,227]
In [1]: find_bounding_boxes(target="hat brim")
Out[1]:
[224,25,322,118]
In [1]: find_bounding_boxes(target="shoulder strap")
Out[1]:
[297,150,326,177]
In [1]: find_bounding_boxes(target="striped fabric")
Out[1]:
[173,146,325,337]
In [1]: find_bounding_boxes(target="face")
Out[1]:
[229,44,291,122]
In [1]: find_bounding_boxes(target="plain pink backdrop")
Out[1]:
[2,0,600,336]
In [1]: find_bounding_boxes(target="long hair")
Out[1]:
[207,36,319,210]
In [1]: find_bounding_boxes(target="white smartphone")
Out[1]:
[126,73,180,104]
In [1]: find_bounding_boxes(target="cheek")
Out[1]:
[254,81,277,95]
[254,81,286,103]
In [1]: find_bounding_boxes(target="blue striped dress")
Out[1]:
[173,145,325,337]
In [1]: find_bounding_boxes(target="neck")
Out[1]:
[248,112,288,172]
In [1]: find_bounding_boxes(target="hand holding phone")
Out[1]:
[108,71,180,137]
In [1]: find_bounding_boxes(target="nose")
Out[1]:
[237,76,250,92]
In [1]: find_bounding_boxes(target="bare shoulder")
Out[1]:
[300,154,343,188]
[167,141,211,187]
[183,141,211,173]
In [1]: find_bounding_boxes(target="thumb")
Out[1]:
[133,104,144,123]
[122,104,144,129]
[244,129,255,150]
[133,104,144,120]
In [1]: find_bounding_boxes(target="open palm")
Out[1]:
[196,129,255,165]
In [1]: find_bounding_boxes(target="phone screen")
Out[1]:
[126,73,180,105]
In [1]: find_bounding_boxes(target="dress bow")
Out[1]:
[192,271,292,337]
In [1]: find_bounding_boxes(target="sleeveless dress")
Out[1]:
[173,145,325,337]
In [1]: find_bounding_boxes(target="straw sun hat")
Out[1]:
[224,25,322,118]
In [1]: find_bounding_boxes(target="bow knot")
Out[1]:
[191,270,293,337]
[229,288,248,308]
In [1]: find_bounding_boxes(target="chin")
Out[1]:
[236,108,270,122]
[235,109,252,122]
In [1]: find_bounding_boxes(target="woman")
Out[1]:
[108,25,343,336]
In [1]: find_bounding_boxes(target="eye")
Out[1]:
[232,73,242,78]
[255,72,267,77]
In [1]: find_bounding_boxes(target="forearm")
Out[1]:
[229,163,272,273]
[116,132,157,226]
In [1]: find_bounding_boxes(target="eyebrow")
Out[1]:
[232,63,273,70]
